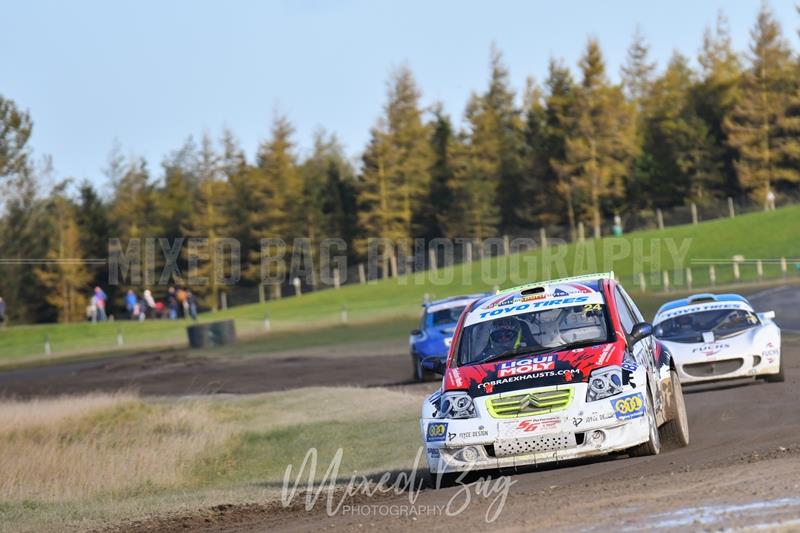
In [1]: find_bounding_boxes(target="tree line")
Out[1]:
[1,5,799,323]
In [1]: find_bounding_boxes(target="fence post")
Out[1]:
[340,305,348,324]
[44,334,51,356]
[333,268,341,289]
[116,328,124,347]
[258,283,265,304]
[686,267,693,290]
[220,291,228,310]
[781,257,788,277]
[428,248,438,272]
[638,272,646,292]
[662,270,670,293]
[358,263,366,284]
[578,222,585,243]
[756,259,763,280]
[465,241,473,263]
[503,235,510,256]
[539,228,548,249]
[732,262,740,281]
[263,312,271,333]
[728,197,735,218]
[656,209,664,230]
[691,203,698,225]
[709,265,716,287]
[292,277,302,296]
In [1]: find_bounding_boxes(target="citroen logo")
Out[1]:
[518,393,538,409]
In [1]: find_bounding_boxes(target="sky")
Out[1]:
[3,0,798,192]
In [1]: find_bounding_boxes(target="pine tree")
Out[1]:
[725,4,798,201]
[640,53,717,206]
[517,78,554,227]
[74,181,111,294]
[542,60,577,227]
[0,94,32,183]
[250,114,304,288]
[357,67,432,252]
[444,94,501,239]
[556,39,637,238]
[621,26,657,105]
[426,105,458,239]
[695,13,743,197]
[35,192,92,323]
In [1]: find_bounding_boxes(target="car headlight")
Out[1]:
[586,365,624,402]
[436,392,477,419]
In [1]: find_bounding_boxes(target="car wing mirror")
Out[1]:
[629,322,653,345]
[423,356,446,376]
[758,311,775,322]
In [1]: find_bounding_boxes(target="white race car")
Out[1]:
[653,293,783,384]
[421,273,689,485]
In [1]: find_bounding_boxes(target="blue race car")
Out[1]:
[410,294,489,381]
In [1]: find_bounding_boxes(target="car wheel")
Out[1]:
[427,470,461,489]
[412,354,424,382]
[628,387,661,457]
[763,357,785,383]
[659,369,690,449]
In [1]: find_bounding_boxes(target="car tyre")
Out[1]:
[426,470,461,489]
[659,369,690,449]
[628,387,661,457]
[763,357,785,383]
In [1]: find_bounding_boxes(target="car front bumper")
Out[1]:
[675,351,781,384]
[421,383,652,474]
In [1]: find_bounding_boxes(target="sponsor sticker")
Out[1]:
[621,361,638,372]
[612,393,645,421]
[497,355,556,377]
[426,422,448,442]
[692,343,730,357]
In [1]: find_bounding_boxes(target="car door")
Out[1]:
[615,286,663,413]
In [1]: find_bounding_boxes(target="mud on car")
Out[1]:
[421,273,689,484]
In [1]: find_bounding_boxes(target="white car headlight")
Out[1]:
[436,392,477,419]
[586,365,624,402]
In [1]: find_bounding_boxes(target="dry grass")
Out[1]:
[0,386,426,532]
[0,393,232,502]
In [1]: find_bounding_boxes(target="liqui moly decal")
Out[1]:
[497,355,556,377]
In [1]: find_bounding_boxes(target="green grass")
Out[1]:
[1,204,798,364]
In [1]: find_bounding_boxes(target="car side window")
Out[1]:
[619,285,645,323]
[615,287,636,335]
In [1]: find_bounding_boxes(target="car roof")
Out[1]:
[424,293,488,312]
[497,272,613,296]
[655,293,751,316]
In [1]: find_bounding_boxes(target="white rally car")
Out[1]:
[421,273,689,485]
[653,293,783,384]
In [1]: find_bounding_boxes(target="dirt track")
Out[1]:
[3,286,800,531]
[110,340,800,533]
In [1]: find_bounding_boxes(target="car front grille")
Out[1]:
[683,358,744,377]
[486,388,573,418]
[493,433,575,457]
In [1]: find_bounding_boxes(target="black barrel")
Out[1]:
[186,320,236,349]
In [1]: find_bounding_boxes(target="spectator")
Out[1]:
[177,287,189,319]
[0,296,6,328]
[94,286,108,321]
[125,290,138,319]
[187,290,198,321]
[143,289,156,318]
[766,189,776,211]
[167,287,178,320]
